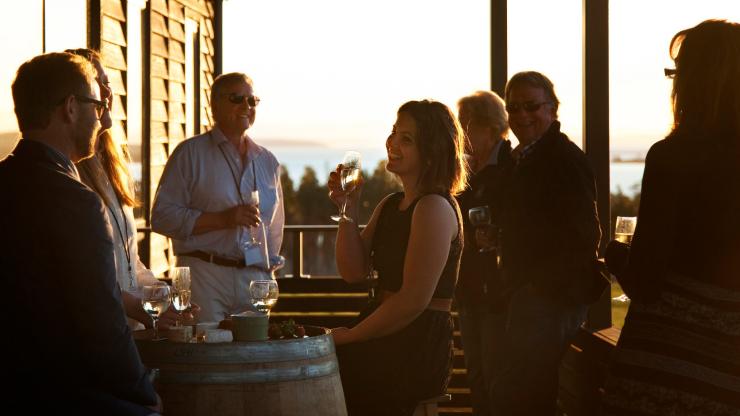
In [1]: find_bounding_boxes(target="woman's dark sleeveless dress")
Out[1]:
[336,192,463,416]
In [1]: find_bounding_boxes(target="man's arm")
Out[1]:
[58,189,157,406]
[152,142,259,238]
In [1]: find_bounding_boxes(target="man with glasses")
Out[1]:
[152,72,284,322]
[0,52,160,414]
[489,71,602,415]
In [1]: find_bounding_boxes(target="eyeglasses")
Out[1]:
[226,93,260,107]
[74,94,108,119]
[505,101,550,114]
[664,68,677,78]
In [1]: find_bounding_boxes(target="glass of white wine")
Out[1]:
[242,190,261,249]
[331,151,362,222]
[142,284,172,340]
[468,206,495,253]
[249,280,279,315]
[614,216,637,245]
[170,267,192,325]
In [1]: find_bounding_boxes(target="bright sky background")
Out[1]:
[0,0,738,161]
[224,0,491,151]
[223,0,740,156]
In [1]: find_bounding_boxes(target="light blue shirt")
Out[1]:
[151,127,284,265]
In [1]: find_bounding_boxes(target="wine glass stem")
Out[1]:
[153,317,159,340]
[340,198,348,217]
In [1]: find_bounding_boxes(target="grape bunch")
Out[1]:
[268,319,306,339]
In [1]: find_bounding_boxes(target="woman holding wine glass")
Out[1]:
[328,99,467,415]
[602,20,740,415]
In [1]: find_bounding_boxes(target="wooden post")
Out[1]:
[583,0,611,330]
[490,0,507,96]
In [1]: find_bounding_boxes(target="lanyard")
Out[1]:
[214,133,258,204]
[107,196,134,289]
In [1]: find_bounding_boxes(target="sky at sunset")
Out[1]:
[223,0,740,156]
[0,0,738,162]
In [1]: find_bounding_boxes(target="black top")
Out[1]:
[618,135,740,301]
[501,121,602,303]
[0,139,157,411]
[372,192,463,299]
[456,140,513,305]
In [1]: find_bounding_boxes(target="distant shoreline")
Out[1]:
[611,158,645,163]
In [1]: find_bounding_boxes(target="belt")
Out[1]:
[378,290,453,312]
[180,251,247,269]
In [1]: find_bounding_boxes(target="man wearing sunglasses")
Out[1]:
[152,72,284,323]
[489,71,602,415]
[0,53,160,414]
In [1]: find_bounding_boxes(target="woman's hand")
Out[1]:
[158,303,201,330]
[328,164,364,210]
[122,290,154,329]
[330,326,353,346]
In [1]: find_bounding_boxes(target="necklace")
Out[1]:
[107,195,134,289]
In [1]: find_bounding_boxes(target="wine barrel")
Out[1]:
[135,327,347,416]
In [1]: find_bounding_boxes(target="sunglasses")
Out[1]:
[505,101,550,114]
[227,93,260,107]
[74,94,108,119]
[664,68,677,78]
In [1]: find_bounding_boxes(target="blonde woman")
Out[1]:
[68,48,191,329]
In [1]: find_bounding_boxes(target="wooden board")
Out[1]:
[102,15,127,47]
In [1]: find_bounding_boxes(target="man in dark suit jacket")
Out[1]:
[0,52,159,414]
[490,72,602,416]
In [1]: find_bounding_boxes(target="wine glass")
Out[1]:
[170,267,192,326]
[142,284,172,341]
[614,216,637,245]
[249,280,279,315]
[330,151,362,222]
[242,190,261,249]
[468,206,495,253]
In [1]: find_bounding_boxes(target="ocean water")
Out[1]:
[271,145,645,196]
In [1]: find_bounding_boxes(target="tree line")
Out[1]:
[277,161,640,277]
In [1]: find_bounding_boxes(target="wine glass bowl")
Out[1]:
[243,190,262,249]
[142,284,172,340]
[468,206,496,253]
[331,151,362,222]
[170,267,192,325]
[249,280,279,315]
[614,216,637,245]
[468,206,491,227]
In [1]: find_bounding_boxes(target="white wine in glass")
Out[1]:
[242,190,261,249]
[614,216,637,245]
[331,151,362,222]
[249,280,279,315]
[171,267,192,325]
[468,206,495,253]
[142,284,171,340]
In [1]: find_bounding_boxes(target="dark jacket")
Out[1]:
[613,134,740,301]
[501,122,602,304]
[0,139,157,413]
[456,140,513,307]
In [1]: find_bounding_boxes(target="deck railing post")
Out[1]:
[292,229,304,278]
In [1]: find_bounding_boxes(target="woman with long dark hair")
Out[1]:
[328,100,467,415]
[602,19,740,415]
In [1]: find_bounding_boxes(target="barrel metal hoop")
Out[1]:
[158,360,340,384]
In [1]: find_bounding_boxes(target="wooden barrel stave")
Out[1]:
[135,329,347,416]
